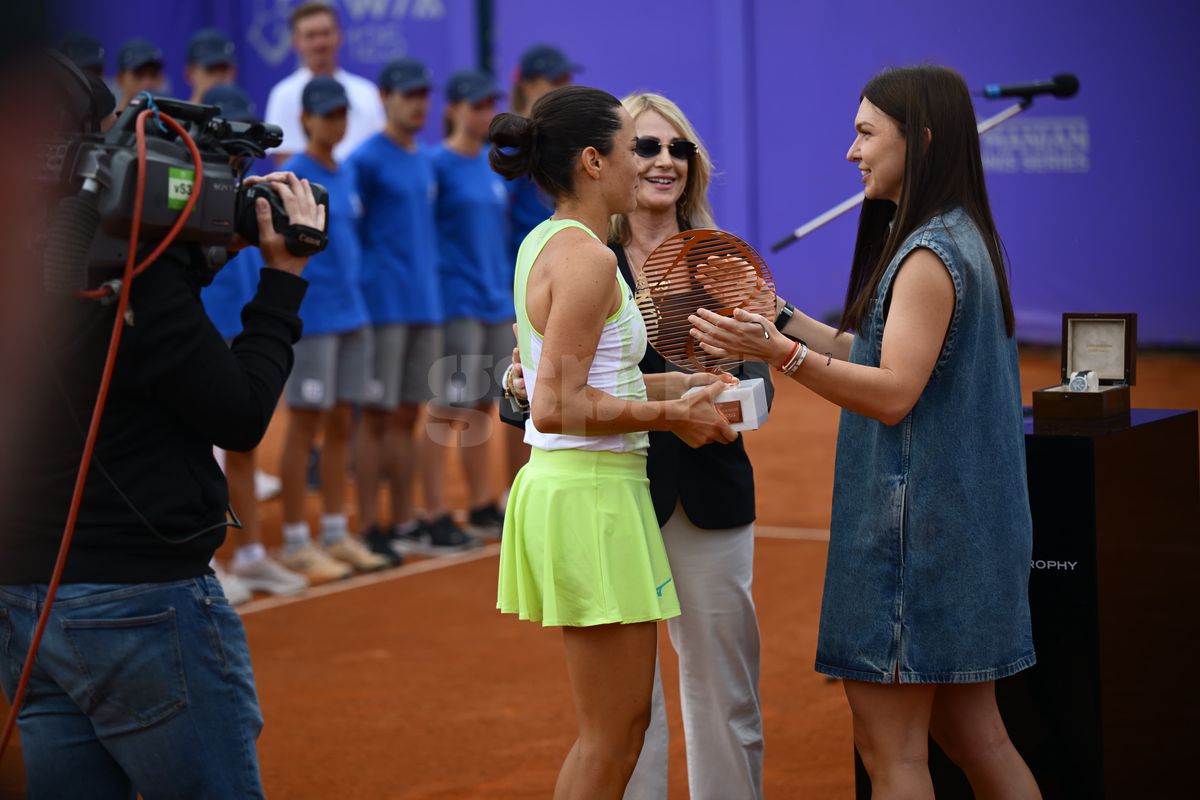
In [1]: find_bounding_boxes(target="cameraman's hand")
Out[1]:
[246,172,325,276]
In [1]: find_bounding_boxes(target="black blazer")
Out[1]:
[499,243,773,530]
[613,243,773,529]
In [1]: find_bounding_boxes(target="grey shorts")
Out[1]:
[285,327,372,410]
[367,323,443,409]
[431,317,516,408]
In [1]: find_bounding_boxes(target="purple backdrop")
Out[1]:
[495,0,1200,345]
[52,0,1200,344]
[50,0,477,168]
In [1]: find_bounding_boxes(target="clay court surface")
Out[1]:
[3,350,1198,798]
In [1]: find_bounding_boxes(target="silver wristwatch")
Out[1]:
[1068,369,1096,392]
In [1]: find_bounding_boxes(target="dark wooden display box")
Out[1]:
[1032,313,1136,425]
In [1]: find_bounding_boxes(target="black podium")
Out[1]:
[855,408,1200,798]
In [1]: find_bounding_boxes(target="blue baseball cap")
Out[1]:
[188,28,236,67]
[446,69,501,103]
[117,38,163,72]
[59,31,105,71]
[302,76,349,115]
[203,84,256,122]
[378,57,431,92]
[518,45,580,81]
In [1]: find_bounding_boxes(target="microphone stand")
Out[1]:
[771,98,1032,252]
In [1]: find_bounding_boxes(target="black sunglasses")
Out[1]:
[634,137,697,161]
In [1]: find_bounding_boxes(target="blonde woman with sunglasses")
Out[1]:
[504,92,770,800]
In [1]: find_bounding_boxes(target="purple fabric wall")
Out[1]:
[53,0,1200,343]
[495,0,1199,344]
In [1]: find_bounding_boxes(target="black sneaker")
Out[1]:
[391,520,425,555]
[393,515,480,555]
[426,514,482,552]
[363,525,404,567]
[467,503,504,539]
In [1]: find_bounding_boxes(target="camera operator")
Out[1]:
[0,116,325,799]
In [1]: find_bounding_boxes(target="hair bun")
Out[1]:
[488,112,536,179]
[487,86,623,200]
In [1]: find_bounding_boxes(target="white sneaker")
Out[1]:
[254,469,282,501]
[280,542,353,583]
[212,561,253,605]
[232,555,309,596]
[324,535,390,573]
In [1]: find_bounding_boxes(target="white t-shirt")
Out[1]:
[263,66,385,161]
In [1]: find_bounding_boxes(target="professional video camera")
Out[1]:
[40,93,328,294]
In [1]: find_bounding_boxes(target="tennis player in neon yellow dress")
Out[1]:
[488,86,736,799]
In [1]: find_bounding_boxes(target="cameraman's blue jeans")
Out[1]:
[0,576,265,799]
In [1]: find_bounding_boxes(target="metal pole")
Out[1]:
[475,0,494,74]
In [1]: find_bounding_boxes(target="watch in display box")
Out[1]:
[1032,313,1136,430]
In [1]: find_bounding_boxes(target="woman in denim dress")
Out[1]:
[691,66,1040,798]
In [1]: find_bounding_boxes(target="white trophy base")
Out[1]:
[684,377,769,432]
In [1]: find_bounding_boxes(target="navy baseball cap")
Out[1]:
[302,76,349,115]
[446,70,501,104]
[378,57,431,92]
[518,45,580,80]
[117,38,163,72]
[59,31,105,71]
[203,84,256,122]
[188,28,236,67]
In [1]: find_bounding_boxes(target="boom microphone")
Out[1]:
[981,73,1079,100]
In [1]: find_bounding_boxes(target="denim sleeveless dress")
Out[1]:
[815,207,1036,684]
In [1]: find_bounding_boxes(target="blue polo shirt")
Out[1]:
[432,145,513,323]
[202,250,258,339]
[276,153,369,335]
[346,133,442,324]
[507,176,553,265]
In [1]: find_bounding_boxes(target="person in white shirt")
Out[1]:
[263,1,385,164]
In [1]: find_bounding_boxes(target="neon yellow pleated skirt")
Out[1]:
[497,447,680,627]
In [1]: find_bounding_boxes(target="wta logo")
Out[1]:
[245,0,448,66]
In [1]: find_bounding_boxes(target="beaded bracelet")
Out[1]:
[501,363,529,411]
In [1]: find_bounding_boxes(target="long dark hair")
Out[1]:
[488,85,623,200]
[838,66,1015,337]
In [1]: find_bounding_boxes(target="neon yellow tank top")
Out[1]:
[513,218,649,455]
